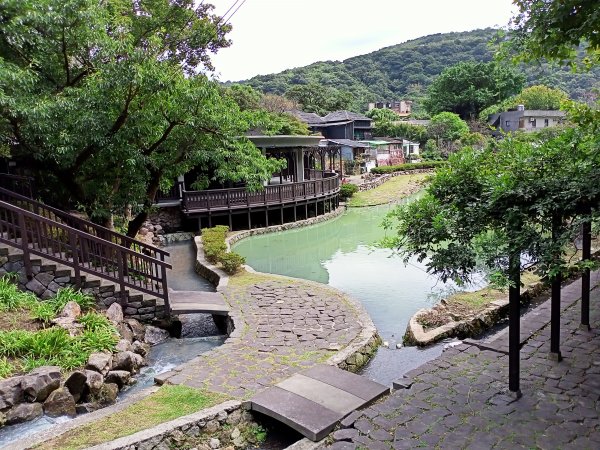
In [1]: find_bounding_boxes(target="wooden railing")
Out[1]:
[0,200,171,309]
[155,180,184,204]
[0,187,169,263]
[0,173,34,198]
[183,172,339,212]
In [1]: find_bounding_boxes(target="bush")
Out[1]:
[220,252,246,275]
[202,226,229,263]
[370,161,446,175]
[340,183,358,201]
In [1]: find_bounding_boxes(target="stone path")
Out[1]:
[156,272,375,399]
[325,279,600,449]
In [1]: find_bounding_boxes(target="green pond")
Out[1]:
[233,197,482,384]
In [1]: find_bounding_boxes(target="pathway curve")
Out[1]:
[325,277,600,449]
[155,271,377,399]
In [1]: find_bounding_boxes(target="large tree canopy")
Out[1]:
[507,0,600,66]
[284,82,353,116]
[0,0,283,235]
[480,85,569,119]
[424,61,525,120]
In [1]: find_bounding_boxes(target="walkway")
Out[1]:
[325,279,600,449]
[155,271,373,399]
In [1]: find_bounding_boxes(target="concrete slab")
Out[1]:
[250,386,340,441]
[277,374,365,415]
[302,365,389,402]
[169,290,230,315]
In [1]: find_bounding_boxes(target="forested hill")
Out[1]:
[240,28,599,111]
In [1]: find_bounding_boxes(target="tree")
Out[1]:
[506,0,600,67]
[427,112,469,141]
[480,85,569,119]
[424,61,525,119]
[0,0,283,236]
[365,108,401,122]
[284,83,353,116]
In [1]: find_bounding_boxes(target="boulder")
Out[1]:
[112,351,139,373]
[75,402,99,415]
[131,352,145,369]
[86,352,112,375]
[84,370,104,398]
[116,322,134,342]
[105,370,131,389]
[106,303,124,324]
[51,316,84,336]
[0,376,24,411]
[43,387,76,417]
[144,326,170,345]
[125,319,145,341]
[131,340,150,357]
[0,410,5,427]
[21,366,61,402]
[115,339,132,353]
[59,301,81,319]
[5,403,43,425]
[64,371,87,403]
[96,383,118,406]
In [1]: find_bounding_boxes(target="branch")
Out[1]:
[142,120,179,155]
[61,27,71,85]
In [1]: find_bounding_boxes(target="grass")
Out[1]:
[37,385,229,450]
[0,277,117,379]
[347,173,429,207]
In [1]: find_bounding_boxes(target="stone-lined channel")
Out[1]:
[233,198,485,385]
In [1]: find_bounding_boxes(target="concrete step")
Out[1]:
[247,365,389,442]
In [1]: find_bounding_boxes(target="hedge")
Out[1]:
[370,161,446,175]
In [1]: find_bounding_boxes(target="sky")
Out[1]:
[207,0,518,82]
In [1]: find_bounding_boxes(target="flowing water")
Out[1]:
[233,198,485,386]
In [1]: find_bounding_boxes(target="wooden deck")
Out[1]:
[169,290,230,316]
[182,172,339,214]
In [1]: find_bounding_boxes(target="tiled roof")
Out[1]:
[323,111,372,122]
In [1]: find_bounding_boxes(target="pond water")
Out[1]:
[233,198,485,385]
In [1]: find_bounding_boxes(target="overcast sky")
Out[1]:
[207,0,517,82]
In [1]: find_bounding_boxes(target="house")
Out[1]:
[489,105,566,134]
[367,100,412,116]
[322,139,376,174]
[369,137,421,165]
[290,110,373,141]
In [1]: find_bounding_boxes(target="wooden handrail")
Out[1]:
[182,172,340,213]
[0,173,34,198]
[0,187,169,260]
[0,201,171,311]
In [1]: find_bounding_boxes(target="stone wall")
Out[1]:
[139,206,183,246]
[0,251,165,321]
[357,168,433,191]
[85,400,256,450]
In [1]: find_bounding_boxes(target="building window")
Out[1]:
[530,119,536,128]
[544,118,549,127]
[505,120,510,128]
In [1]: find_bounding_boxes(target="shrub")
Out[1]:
[202,226,229,263]
[370,161,446,175]
[340,183,358,201]
[220,252,246,275]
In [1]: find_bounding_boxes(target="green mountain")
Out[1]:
[241,28,600,113]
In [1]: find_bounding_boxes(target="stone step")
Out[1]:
[247,364,389,442]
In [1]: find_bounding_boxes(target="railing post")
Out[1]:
[161,264,170,315]
[279,185,282,203]
[227,190,230,208]
[116,248,127,306]
[17,212,32,279]
[68,229,81,289]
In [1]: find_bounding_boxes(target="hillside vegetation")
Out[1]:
[240,29,600,112]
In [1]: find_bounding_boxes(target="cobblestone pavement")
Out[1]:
[326,280,600,450]
[156,271,368,399]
